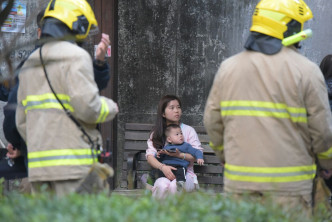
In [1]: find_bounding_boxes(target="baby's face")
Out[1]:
[167,128,184,144]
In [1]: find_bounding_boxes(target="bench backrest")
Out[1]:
[122,123,223,191]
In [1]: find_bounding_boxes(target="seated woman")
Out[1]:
[146,95,203,198]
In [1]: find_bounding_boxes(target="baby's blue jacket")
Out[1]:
[159,142,203,168]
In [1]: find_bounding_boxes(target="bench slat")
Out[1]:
[124,141,147,151]
[136,162,152,171]
[124,142,216,154]
[203,155,222,163]
[125,131,150,141]
[197,176,223,185]
[194,165,223,174]
[135,162,223,174]
[125,131,210,143]
[193,126,207,133]
[125,123,207,134]
[132,173,223,186]
[125,123,153,131]
[201,145,216,154]
[197,134,210,143]
[135,152,221,164]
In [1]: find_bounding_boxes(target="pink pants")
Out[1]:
[152,172,198,199]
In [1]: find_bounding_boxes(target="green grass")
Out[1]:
[0,188,331,222]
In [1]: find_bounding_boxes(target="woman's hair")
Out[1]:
[320,55,332,80]
[151,95,182,149]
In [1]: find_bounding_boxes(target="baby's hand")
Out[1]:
[197,159,204,166]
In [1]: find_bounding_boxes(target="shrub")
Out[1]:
[0,189,331,222]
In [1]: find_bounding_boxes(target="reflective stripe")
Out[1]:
[220,101,307,123]
[23,93,74,113]
[209,142,224,151]
[96,98,109,123]
[318,147,332,160]
[28,149,98,168]
[224,163,316,183]
[29,159,95,168]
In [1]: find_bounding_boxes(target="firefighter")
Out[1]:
[16,0,118,196]
[204,0,332,213]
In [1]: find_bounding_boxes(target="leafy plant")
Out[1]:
[0,189,331,222]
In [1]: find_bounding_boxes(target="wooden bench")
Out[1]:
[121,123,223,192]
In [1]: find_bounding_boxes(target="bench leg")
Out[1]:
[127,152,136,189]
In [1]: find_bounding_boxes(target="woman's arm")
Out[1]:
[146,137,177,180]
[182,124,203,152]
[180,124,202,163]
[181,152,195,162]
[159,148,195,162]
[147,155,176,181]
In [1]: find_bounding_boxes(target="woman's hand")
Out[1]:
[147,155,176,181]
[157,149,195,163]
[158,149,182,158]
[161,165,177,181]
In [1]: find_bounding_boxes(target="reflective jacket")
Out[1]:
[16,41,118,182]
[204,46,332,195]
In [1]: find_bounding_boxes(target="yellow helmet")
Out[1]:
[250,0,313,40]
[43,0,98,40]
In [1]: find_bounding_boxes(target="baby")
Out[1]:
[158,124,204,186]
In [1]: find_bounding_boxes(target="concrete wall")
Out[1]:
[302,0,332,64]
